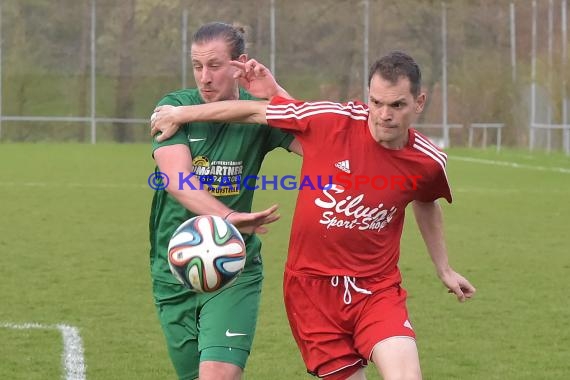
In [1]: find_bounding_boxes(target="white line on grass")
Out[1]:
[453,187,567,194]
[0,181,146,189]
[0,322,86,380]
[452,156,570,174]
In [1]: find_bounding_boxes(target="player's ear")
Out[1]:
[415,93,426,113]
[237,54,247,63]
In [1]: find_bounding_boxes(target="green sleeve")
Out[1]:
[151,94,189,154]
[264,126,295,152]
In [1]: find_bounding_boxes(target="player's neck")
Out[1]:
[376,131,410,150]
[379,139,407,150]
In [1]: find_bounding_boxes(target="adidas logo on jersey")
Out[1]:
[335,160,351,173]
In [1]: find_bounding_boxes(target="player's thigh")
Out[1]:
[198,272,263,363]
[354,285,415,358]
[283,271,365,377]
[322,366,366,380]
[371,337,421,380]
[154,282,200,380]
[346,368,367,380]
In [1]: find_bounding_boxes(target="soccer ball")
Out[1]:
[168,215,246,293]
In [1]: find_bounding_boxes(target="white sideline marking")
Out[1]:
[0,322,86,380]
[453,156,570,174]
[453,187,567,194]
[0,181,146,189]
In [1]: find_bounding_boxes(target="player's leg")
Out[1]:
[198,360,243,380]
[345,368,367,380]
[197,261,263,380]
[354,283,420,380]
[283,270,368,379]
[370,337,421,380]
[153,281,201,380]
[322,367,367,380]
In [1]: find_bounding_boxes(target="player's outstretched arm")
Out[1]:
[154,144,234,215]
[154,144,279,234]
[150,58,291,142]
[412,200,476,302]
[150,100,268,143]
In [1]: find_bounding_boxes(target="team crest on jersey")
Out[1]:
[192,155,243,197]
[192,155,210,169]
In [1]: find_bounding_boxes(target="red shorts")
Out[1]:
[283,268,415,379]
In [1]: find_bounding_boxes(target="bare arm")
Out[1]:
[287,139,303,156]
[151,101,303,155]
[150,58,299,146]
[412,200,476,302]
[154,144,231,216]
[151,100,268,143]
[154,144,279,234]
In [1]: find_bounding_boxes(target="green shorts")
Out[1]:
[153,256,263,380]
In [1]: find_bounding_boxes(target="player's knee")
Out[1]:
[199,360,243,380]
[371,337,421,380]
[375,358,421,380]
[382,372,421,380]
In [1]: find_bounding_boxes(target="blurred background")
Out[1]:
[0,0,568,153]
[1,3,569,379]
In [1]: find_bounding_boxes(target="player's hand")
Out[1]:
[150,105,182,143]
[438,268,476,302]
[226,204,280,235]
[231,59,289,99]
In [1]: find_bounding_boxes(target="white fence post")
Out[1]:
[0,1,3,140]
[90,0,96,144]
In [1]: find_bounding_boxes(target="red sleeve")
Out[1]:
[410,129,453,204]
[419,167,453,204]
[266,96,369,134]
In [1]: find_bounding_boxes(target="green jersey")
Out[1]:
[149,88,294,284]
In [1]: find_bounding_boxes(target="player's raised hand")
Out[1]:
[231,59,291,99]
[150,105,182,142]
[225,204,280,235]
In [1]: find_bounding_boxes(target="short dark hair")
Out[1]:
[192,22,246,60]
[368,51,422,97]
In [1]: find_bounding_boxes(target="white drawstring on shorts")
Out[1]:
[331,276,372,305]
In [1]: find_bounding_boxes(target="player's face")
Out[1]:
[367,74,425,149]
[191,40,243,103]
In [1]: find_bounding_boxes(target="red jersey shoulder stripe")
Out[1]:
[267,100,368,121]
[412,133,452,199]
[267,101,368,118]
[412,142,446,171]
[414,133,448,161]
[267,109,368,121]
[268,100,368,113]
[412,132,448,171]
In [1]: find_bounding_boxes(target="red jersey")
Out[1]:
[266,96,452,278]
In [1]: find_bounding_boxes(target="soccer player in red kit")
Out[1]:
[151,51,476,380]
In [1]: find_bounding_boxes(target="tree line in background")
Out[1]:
[1,0,567,149]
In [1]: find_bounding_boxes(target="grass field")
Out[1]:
[0,144,569,379]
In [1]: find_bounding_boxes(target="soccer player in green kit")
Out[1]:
[149,22,301,380]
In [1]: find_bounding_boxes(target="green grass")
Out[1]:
[0,145,568,379]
